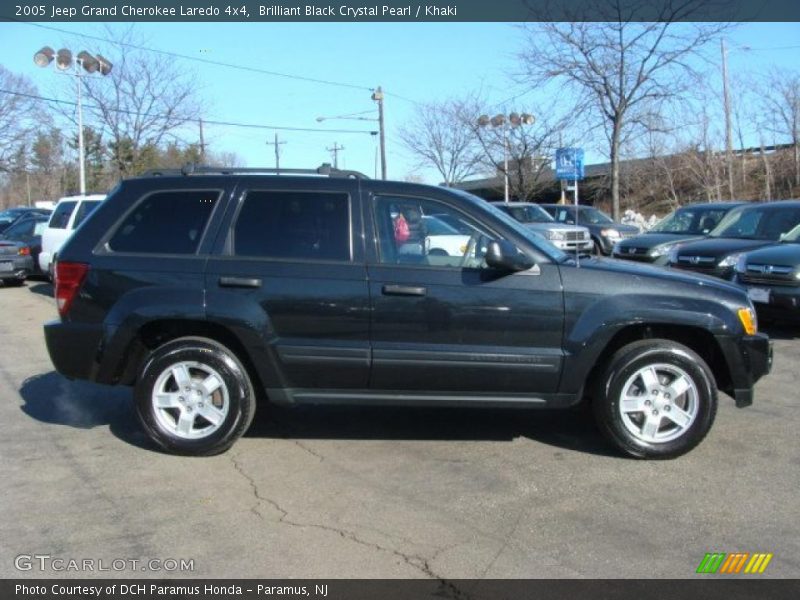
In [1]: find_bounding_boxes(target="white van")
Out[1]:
[39,194,106,277]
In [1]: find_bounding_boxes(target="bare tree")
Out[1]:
[762,68,800,189]
[0,65,41,172]
[520,3,726,218]
[77,28,202,176]
[399,98,483,186]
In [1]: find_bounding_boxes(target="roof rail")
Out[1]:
[140,162,369,180]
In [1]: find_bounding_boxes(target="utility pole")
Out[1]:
[327,142,344,169]
[372,86,387,179]
[266,132,286,173]
[721,38,735,200]
[198,118,206,162]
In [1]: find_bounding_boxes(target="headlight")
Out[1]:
[601,228,621,239]
[718,252,743,268]
[649,242,676,258]
[735,254,748,273]
[545,230,566,241]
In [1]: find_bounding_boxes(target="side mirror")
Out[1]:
[485,240,535,272]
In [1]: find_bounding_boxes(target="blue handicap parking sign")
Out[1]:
[555,148,584,180]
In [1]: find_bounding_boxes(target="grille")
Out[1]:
[565,231,587,241]
[740,264,798,287]
[677,255,717,266]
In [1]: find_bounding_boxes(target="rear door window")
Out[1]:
[108,190,220,254]
[49,202,77,229]
[233,191,351,262]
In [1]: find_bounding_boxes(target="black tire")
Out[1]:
[3,278,25,287]
[590,239,602,256]
[592,339,717,459]
[135,337,256,456]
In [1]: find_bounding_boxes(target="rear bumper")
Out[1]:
[38,251,51,274]
[0,255,34,279]
[716,333,773,407]
[44,319,103,381]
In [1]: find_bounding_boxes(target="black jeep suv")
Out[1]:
[44,166,772,458]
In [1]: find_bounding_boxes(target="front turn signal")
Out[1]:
[738,307,757,335]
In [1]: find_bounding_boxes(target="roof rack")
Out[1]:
[140,162,369,180]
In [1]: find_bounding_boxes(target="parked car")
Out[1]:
[539,204,640,255]
[613,202,745,265]
[490,202,593,254]
[733,223,800,321]
[0,215,49,279]
[45,166,771,459]
[39,194,105,277]
[0,207,51,234]
[421,215,471,257]
[667,200,800,280]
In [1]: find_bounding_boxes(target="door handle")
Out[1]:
[382,284,427,297]
[219,276,262,288]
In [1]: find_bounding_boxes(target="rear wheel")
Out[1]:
[593,339,717,459]
[2,278,25,287]
[135,337,256,456]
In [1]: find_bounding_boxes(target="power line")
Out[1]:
[10,19,374,92]
[0,88,378,135]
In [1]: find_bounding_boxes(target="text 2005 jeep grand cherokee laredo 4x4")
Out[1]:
[44,165,772,458]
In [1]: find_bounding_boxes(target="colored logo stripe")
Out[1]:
[697,552,773,574]
[744,553,773,574]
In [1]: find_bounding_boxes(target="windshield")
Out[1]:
[497,204,553,224]
[712,205,800,240]
[578,207,614,225]
[651,206,731,235]
[449,191,568,262]
[781,222,800,243]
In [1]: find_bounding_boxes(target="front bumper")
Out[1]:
[716,333,773,407]
[553,239,593,253]
[0,255,34,280]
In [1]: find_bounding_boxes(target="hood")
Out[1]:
[672,237,775,259]
[742,242,800,266]
[581,255,746,296]
[616,232,701,250]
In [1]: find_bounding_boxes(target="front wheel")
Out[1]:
[593,339,717,459]
[135,337,256,456]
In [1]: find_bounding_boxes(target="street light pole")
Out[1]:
[75,66,86,194]
[477,111,535,204]
[34,46,112,196]
[372,86,387,179]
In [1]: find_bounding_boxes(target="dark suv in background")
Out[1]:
[734,223,800,321]
[44,166,771,459]
[613,202,744,265]
[667,201,800,280]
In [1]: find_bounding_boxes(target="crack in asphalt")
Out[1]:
[228,452,471,599]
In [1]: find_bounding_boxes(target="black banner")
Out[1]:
[4,579,800,600]
[3,0,800,22]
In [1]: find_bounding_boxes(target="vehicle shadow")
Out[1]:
[18,371,156,451]
[18,371,616,457]
[247,403,618,458]
[26,281,53,298]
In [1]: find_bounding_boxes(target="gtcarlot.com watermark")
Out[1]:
[15,554,194,573]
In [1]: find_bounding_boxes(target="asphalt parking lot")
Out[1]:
[1,279,799,580]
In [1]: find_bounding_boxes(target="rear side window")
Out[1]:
[73,201,100,228]
[108,190,219,254]
[49,201,77,229]
[233,191,350,261]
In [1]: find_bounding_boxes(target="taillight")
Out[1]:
[18,246,31,256]
[55,262,89,317]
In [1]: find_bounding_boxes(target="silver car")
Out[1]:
[491,202,593,254]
